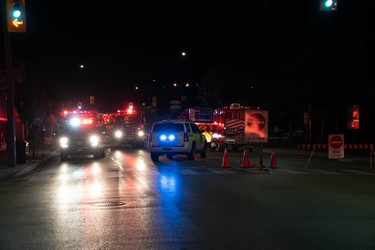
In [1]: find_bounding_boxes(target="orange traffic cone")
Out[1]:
[241,147,251,168]
[222,148,230,168]
[269,151,277,169]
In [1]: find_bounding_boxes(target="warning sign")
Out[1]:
[245,110,269,143]
[328,134,344,159]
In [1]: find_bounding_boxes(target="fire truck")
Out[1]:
[177,106,215,144]
[107,103,147,148]
[57,109,106,160]
[179,103,258,151]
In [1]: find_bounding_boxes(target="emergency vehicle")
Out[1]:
[177,107,215,144]
[57,109,106,160]
[179,103,258,151]
[147,119,207,161]
[107,103,147,148]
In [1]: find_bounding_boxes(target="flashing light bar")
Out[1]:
[61,109,98,117]
[115,108,137,116]
[61,110,79,117]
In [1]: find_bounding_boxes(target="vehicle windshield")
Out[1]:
[114,116,140,124]
[152,124,184,132]
[59,123,105,136]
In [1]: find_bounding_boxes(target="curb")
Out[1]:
[10,151,59,179]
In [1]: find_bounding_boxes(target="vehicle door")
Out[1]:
[190,123,205,151]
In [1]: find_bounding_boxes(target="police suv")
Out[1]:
[147,120,207,161]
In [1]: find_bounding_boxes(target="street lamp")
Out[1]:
[320,0,337,11]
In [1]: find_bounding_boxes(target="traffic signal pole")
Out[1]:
[2,0,17,167]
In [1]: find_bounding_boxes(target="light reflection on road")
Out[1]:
[50,149,195,247]
[159,175,177,193]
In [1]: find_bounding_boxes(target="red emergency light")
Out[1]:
[82,118,93,125]
[61,109,79,117]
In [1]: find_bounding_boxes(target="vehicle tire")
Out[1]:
[200,144,207,159]
[187,145,196,160]
[151,153,159,161]
[94,150,101,159]
[100,148,105,158]
[60,153,68,161]
[217,143,225,152]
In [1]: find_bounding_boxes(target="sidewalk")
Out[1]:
[0,146,59,180]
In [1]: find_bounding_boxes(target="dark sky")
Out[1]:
[3,1,372,112]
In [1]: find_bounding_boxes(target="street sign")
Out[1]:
[245,110,269,143]
[328,134,344,159]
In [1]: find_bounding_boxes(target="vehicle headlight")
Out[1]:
[115,130,123,138]
[137,130,144,137]
[212,133,222,139]
[69,117,81,127]
[59,137,69,148]
[89,135,100,147]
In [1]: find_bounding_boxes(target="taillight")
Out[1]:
[184,132,188,142]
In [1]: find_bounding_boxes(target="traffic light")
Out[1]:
[89,96,95,105]
[347,105,359,129]
[320,0,337,11]
[6,0,27,32]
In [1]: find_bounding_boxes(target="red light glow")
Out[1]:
[82,118,93,125]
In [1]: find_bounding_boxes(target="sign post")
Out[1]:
[245,110,269,143]
[245,110,269,167]
[2,2,17,167]
[328,134,344,159]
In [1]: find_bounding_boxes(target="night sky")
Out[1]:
[2,1,372,113]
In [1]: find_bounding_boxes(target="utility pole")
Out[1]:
[2,0,17,167]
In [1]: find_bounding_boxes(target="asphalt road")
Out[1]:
[0,146,374,249]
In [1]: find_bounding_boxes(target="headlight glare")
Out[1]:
[59,137,69,148]
[137,130,144,137]
[168,134,175,141]
[90,135,100,147]
[115,130,123,138]
[160,134,167,141]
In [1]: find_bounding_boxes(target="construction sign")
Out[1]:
[328,134,344,159]
[245,110,269,143]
